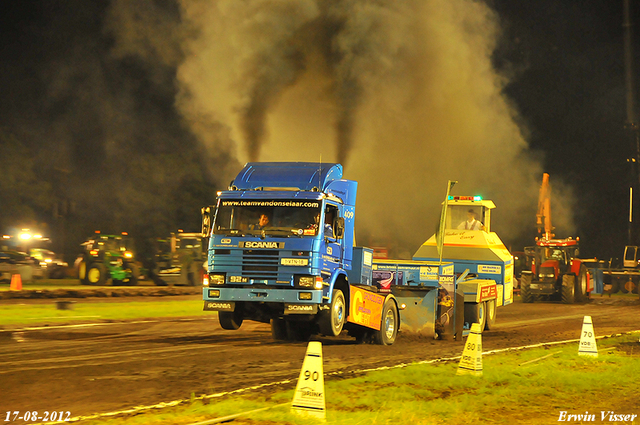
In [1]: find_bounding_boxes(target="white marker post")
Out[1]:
[291,341,326,421]
[578,316,598,357]
[457,323,483,376]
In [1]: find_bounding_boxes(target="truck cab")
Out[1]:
[201,162,362,340]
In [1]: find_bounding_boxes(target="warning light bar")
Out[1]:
[448,195,483,201]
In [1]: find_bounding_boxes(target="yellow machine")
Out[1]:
[413,196,514,330]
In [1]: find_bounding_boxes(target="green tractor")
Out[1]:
[77,233,140,286]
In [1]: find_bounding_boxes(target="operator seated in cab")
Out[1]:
[249,213,270,231]
[457,209,485,231]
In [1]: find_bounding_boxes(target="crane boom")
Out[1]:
[536,173,554,240]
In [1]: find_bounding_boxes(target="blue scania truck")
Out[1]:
[201,162,513,344]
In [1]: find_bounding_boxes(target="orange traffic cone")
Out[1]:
[10,274,22,291]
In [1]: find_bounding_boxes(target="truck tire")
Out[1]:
[219,311,243,330]
[270,318,287,341]
[286,321,312,341]
[520,273,535,303]
[86,263,107,286]
[373,299,399,345]
[561,274,576,304]
[575,265,588,301]
[484,299,497,330]
[318,289,346,337]
[464,302,486,330]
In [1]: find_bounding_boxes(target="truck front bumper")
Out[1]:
[203,287,324,304]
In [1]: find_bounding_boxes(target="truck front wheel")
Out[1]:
[219,311,243,330]
[319,289,346,336]
[373,299,398,345]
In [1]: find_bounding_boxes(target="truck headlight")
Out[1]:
[209,274,225,285]
[298,276,315,288]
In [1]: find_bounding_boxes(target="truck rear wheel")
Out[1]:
[520,273,535,303]
[318,289,346,337]
[270,318,287,341]
[373,299,398,345]
[484,299,497,330]
[219,311,243,330]
[86,263,107,285]
[561,274,576,304]
[464,302,486,330]
[286,320,312,341]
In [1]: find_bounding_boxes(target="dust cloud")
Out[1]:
[106,0,576,255]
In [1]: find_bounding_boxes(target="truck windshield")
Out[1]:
[447,205,484,230]
[214,199,322,237]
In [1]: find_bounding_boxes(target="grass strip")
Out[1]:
[72,333,640,425]
[0,299,207,326]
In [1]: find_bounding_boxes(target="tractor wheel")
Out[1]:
[561,274,576,304]
[373,299,399,345]
[484,299,497,330]
[318,289,346,336]
[78,260,89,285]
[520,273,535,303]
[620,278,634,294]
[575,265,588,302]
[464,302,486,331]
[122,262,139,286]
[270,318,288,341]
[86,263,107,286]
[218,311,243,330]
[609,278,621,294]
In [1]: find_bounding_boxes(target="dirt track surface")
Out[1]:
[0,296,638,420]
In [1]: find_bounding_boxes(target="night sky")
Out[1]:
[1,0,639,263]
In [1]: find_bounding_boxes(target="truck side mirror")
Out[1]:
[334,217,345,239]
[201,206,212,238]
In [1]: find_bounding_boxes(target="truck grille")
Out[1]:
[241,249,279,278]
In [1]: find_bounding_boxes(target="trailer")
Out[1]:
[200,162,512,344]
[583,246,640,295]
